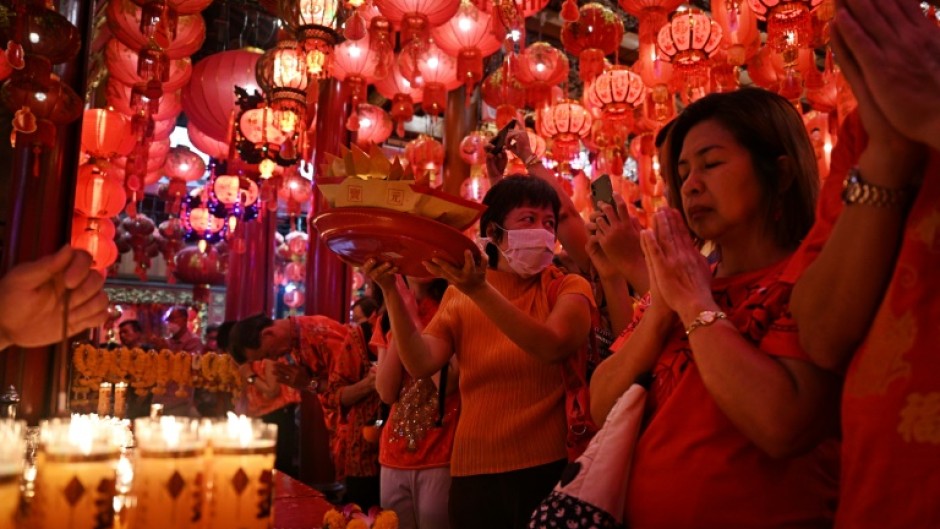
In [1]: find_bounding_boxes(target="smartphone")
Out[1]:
[591,174,614,210]
[489,120,516,156]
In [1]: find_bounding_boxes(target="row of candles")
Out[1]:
[0,413,277,529]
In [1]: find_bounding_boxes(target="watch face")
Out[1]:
[701,312,716,324]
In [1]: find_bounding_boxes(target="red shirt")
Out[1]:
[784,112,940,529]
[621,260,839,529]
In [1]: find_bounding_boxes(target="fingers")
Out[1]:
[69,268,105,310]
[6,245,76,290]
[842,0,899,42]
[833,5,884,84]
[67,292,110,336]
[63,250,95,291]
[612,193,629,222]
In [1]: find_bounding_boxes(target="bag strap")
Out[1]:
[436,362,449,427]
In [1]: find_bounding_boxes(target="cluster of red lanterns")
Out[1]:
[275,229,310,311]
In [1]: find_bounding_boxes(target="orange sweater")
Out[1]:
[423,267,594,476]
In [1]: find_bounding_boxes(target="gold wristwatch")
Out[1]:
[685,310,728,336]
[842,167,911,208]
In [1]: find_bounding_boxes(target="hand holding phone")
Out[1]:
[489,120,517,157]
[591,174,614,211]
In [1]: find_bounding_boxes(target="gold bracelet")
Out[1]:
[685,310,727,336]
[842,167,912,208]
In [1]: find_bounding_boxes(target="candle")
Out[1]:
[31,415,122,529]
[0,420,25,528]
[98,382,113,417]
[206,414,277,529]
[114,383,128,418]
[131,417,207,529]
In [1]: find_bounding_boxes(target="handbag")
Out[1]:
[529,375,650,529]
[548,276,601,461]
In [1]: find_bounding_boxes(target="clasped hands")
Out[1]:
[638,208,716,324]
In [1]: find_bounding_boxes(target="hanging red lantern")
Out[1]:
[585,65,647,122]
[2,3,81,65]
[432,0,501,94]
[278,171,313,215]
[106,79,183,121]
[174,245,225,302]
[505,128,547,175]
[656,8,723,100]
[181,49,262,142]
[374,60,423,137]
[285,261,306,282]
[162,145,205,182]
[459,131,490,166]
[74,163,127,218]
[284,288,306,310]
[355,104,393,147]
[286,230,309,257]
[538,99,592,162]
[711,0,761,67]
[184,204,225,239]
[405,135,445,187]
[277,0,342,81]
[107,0,206,60]
[187,122,230,160]
[406,42,461,117]
[481,61,527,129]
[513,42,569,109]
[332,35,381,130]
[105,38,193,91]
[0,56,83,125]
[81,108,136,159]
[255,39,309,130]
[73,228,120,272]
[71,215,118,250]
[375,0,460,86]
[560,3,624,83]
[238,107,291,146]
[459,173,491,203]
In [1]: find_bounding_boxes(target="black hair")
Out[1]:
[662,88,818,250]
[119,320,142,333]
[352,297,380,318]
[479,175,561,267]
[216,320,237,353]
[229,314,273,364]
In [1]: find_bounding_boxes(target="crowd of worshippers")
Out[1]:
[2,2,936,527]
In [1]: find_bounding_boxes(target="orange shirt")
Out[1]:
[423,267,594,476]
[783,112,940,529]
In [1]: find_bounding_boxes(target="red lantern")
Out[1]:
[561,3,624,83]
[374,60,423,137]
[81,108,136,159]
[239,107,291,146]
[656,9,723,99]
[284,288,306,309]
[107,0,206,60]
[5,3,81,65]
[584,66,647,121]
[432,0,501,93]
[74,163,127,218]
[459,174,491,203]
[174,245,225,301]
[105,38,193,91]
[185,205,225,238]
[255,39,309,126]
[712,0,761,67]
[286,230,309,257]
[73,228,119,271]
[71,215,118,249]
[162,145,205,182]
[106,79,183,121]
[211,174,258,207]
[513,42,569,109]
[278,172,313,210]
[0,57,83,125]
[402,42,461,116]
[181,49,262,142]
[746,0,823,54]
[355,104,393,146]
[187,122,230,160]
[405,135,445,187]
[332,35,380,129]
[285,261,306,282]
[459,131,490,165]
[481,62,527,129]
[538,99,592,162]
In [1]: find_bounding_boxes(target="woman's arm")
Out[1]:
[589,305,673,424]
[426,250,592,365]
[375,343,402,405]
[364,260,452,379]
[791,14,928,371]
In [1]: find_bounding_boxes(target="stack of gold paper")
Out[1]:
[317,144,485,231]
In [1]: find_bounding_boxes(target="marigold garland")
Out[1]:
[71,345,244,398]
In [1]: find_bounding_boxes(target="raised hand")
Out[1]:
[362,258,400,294]
[0,245,109,350]
[836,0,940,150]
[423,250,487,296]
[588,193,649,292]
[641,208,714,323]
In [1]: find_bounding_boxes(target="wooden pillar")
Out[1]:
[305,78,351,323]
[0,0,91,422]
[442,85,479,196]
